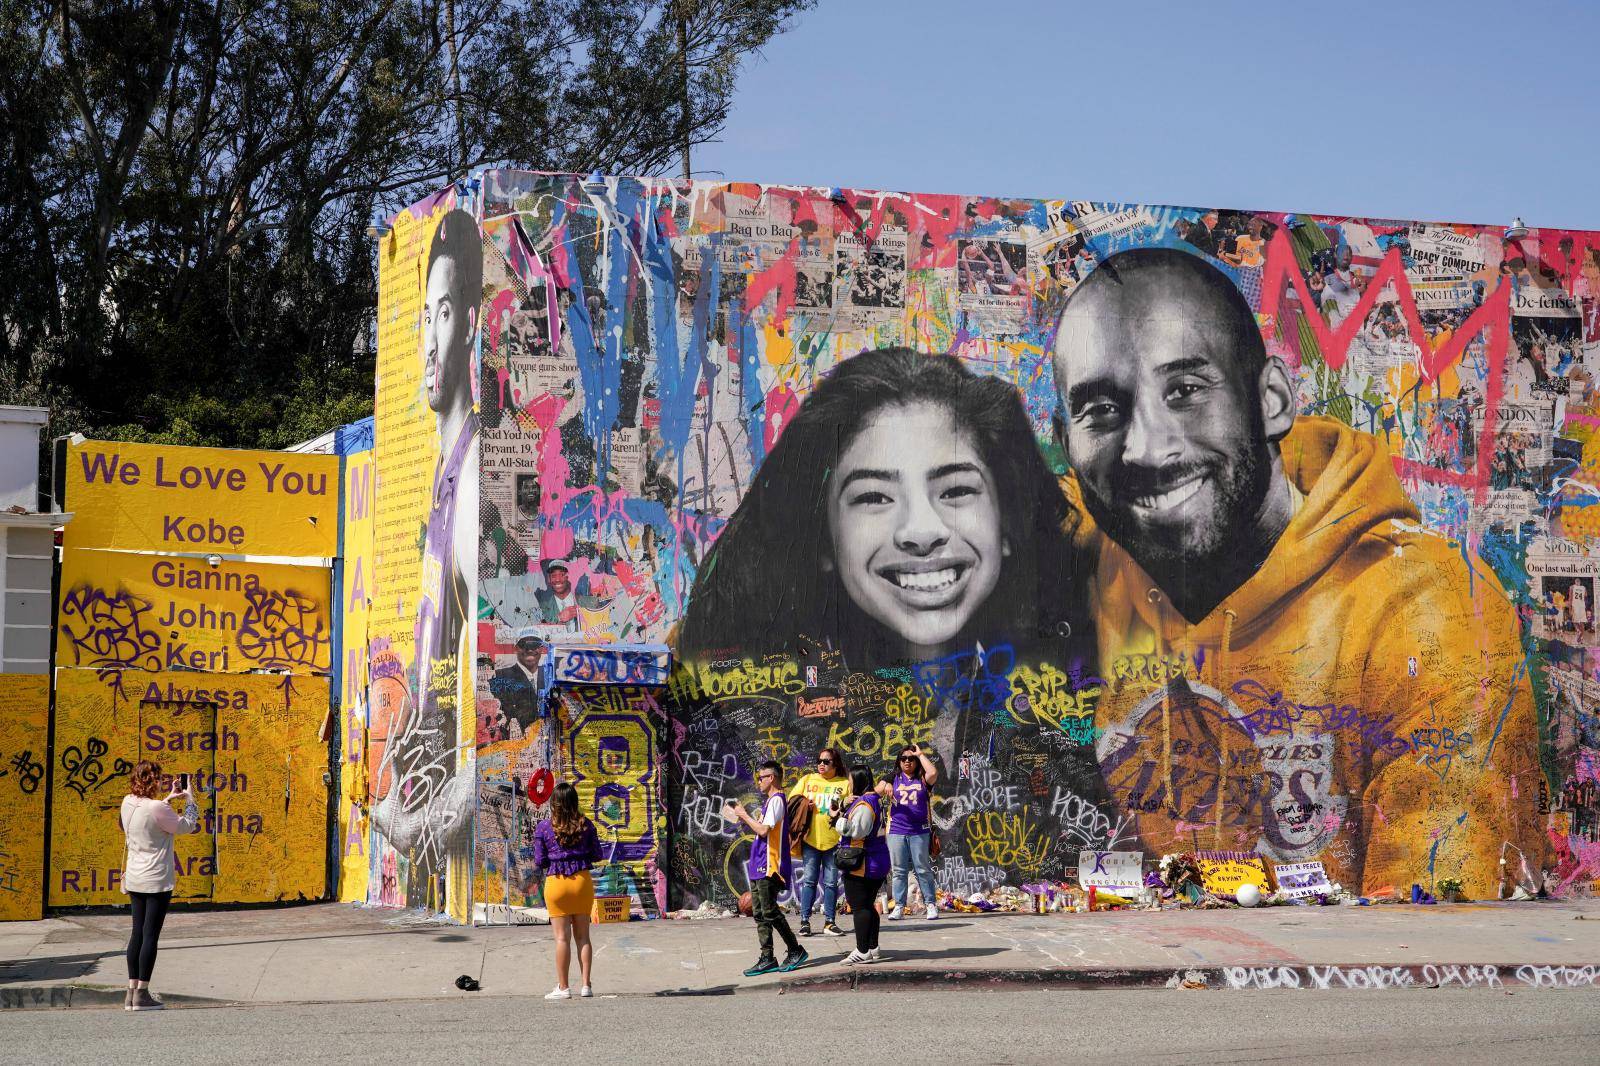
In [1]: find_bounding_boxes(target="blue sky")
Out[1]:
[699,0,1600,230]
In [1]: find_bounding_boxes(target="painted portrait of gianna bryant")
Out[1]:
[676,347,1089,672]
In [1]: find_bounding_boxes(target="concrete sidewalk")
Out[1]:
[5,898,1600,1008]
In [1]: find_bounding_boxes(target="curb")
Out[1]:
[780,962,1600,993]
[1,983,230,1011]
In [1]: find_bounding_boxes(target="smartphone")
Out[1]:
[174,773,188,792]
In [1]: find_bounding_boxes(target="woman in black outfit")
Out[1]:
[836,767,892,964]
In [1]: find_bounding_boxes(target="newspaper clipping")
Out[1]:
[833,226,908,330]
[1527,535,1600,645]
[956,237,1029,330]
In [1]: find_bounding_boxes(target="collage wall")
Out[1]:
[456,171,1600,911]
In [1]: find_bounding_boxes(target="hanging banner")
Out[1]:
[49,669,329,907]
[0,675,49,920]
[63,438,338,557]
[57,549,332,675]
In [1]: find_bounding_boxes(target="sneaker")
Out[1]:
[925,904,939,920]
[843,950,869,965]
[798,920,813,937]
[778,947,810,972]
[822,921,845,937]
[124,987,134,1011]
[887,905,904,920]
[129,988,165,1011]
[544,986,571,1000]
[743,955,779,977]
[864,948,886,964]
[579,985,593,998]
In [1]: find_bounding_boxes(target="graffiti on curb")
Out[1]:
[1218,964,1600,990]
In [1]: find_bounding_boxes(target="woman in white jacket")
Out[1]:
[119,761,199,1011]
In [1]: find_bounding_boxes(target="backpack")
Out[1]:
[785,793,814,857]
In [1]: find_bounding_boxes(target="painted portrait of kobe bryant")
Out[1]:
[1049,246,1540,893]
[371,208,483,883]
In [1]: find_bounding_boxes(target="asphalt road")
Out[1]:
[8,987,1600,1065]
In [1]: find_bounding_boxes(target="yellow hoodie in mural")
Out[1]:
[1071,416,1544,897]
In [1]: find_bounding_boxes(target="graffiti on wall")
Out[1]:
[45,436,336,914]
[58,550,331,675]
[0,675,49,920]
[559,684,667,916]
[442,171,1600,904]
[48,669,327,906]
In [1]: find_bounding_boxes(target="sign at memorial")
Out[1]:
[49,669,328,906]
[1198,852,1273,896]
[58,549,331,675]
[1077,850,1145,893]
[1273,861,1333,899]
[63,439,338,557]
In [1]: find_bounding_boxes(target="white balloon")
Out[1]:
[1236,883,1261,907]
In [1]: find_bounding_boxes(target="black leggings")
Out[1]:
[127,891,173,982]
[843,874,883,953]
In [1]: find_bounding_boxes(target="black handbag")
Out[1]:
[834,798,872,872]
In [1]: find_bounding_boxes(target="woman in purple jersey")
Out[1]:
[837,767,892,963]
[887,744,940,920]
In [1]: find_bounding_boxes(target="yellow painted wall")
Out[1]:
[63,439,338,557]
[58,549,331,675]
[49,669,328,906]
[336,446,374,903]
[0,675,49,920]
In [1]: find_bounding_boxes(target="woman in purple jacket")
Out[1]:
[836,768,892,964]
[533,781,603,999]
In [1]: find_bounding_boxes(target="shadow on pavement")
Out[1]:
[0,951,119,985]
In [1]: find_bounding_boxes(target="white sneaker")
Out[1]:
[864,948,886,964]
[544,986,571,1000]
[925,904,939,920]
[579,985,593,998]
[887,905,904,920]
[844,949,869,965]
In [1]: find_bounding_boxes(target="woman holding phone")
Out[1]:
[119,761,200,1011]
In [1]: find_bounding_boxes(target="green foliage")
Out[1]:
[0,0,812,448]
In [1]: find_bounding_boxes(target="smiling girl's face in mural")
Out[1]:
[826,401,1005,659]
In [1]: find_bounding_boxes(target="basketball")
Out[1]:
[737,891,753,917]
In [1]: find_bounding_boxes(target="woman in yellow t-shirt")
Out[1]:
[788,748,852,937]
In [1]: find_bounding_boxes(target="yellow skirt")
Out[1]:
[545,871,595,918]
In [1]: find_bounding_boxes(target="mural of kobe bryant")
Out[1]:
[677,347,1096,763]
[1050,247,1545,896]
[372,209,483,876]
